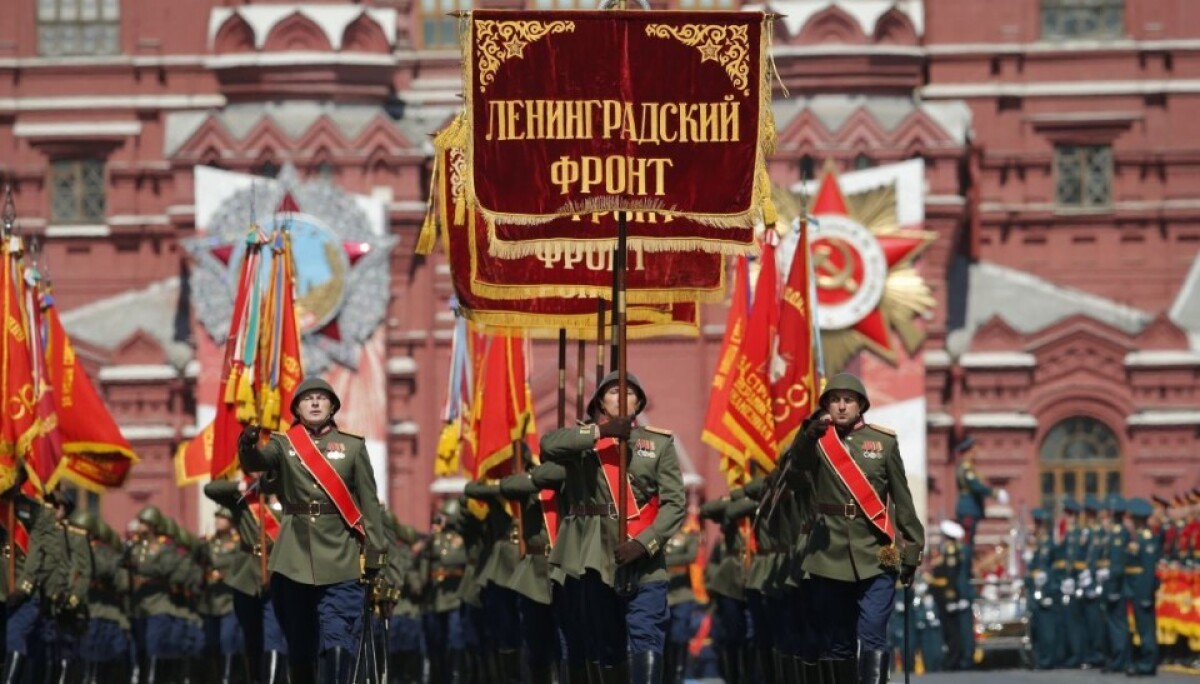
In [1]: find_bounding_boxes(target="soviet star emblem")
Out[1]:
[802,167,936,373]
[698,40,723,63]
[503,38,527,58]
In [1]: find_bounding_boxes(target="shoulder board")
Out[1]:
[868,423,896,436]
[643,426,673,437]
[68,525,88,536]
[336,429,365,441]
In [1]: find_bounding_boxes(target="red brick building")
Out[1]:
[1,0,1197,535]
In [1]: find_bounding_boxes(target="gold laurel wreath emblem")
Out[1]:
[475,20,576,93]
[644,23,750,96]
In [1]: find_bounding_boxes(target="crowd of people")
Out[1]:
[18,367,1196,683]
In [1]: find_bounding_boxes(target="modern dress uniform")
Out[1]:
[781,373,925,684]
[952,436,991,559]
[239,377,388,684]
[204,476,289,683]
[1057,497,1086,668]
[1080,494,1109,668]
[541,370,685,684]
[1024,508,1061,670]
[1102,496,1131,674]
[1125,498,1161,676]
[497,460,568,684]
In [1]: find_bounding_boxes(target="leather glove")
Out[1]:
[239,424,262,450]
[899,564,917,587]
[803,415,830,441]
[614,539,648,566]
[7,590,27,610]
[363,565,381,581]
[597,417,633,441]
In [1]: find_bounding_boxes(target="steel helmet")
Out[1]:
[818,373,870,413]
[586,370,648,420]
[290,377,341,418]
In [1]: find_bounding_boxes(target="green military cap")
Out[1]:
[215,507,234,521]
[587,370,648,420]
[137,505,165,530]
[819,373,870,413]
[291,377,341,417]
[161,517,181,540]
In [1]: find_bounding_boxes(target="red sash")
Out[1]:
[596,437,659,540]
[284,425,364,537]
[817,428,893,541]
[539,489,560,547]
[244,489,280,542]
[3,502,29,555]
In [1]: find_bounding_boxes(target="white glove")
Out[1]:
[996,488,1010,505]
[1061,578,1076,596]
[922,595,935,609]
[1096,568,1110,584]
[1023,550,1034,564]
[1078,569,1092,588]
[1033,570,1047,588]
[957,599,971,611]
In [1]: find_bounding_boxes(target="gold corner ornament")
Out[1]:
[475,20,576,93]
[645,23,750,96]
[804,173,937,374]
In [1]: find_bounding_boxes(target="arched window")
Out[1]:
[1039,416,1121,510]
[853,153,874,170]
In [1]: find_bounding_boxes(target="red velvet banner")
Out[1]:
[455,10,774,232]
[441,148,726,304]
[435,147,702,337]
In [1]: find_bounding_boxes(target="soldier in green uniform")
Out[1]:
[1024,507,1060,670]
[781,373,925,684]
[463,473,525,682]
[420,497,470,683]
[381,517,424,684]
[127,505,184,683]
[204,475,289,683]
[1101,495,1130,674]
[239,377,389,684]
[699,492,755,684]
[662,520,700,684]
[75,512,133,684]
[541,370,686,683]
[497,459,568,683]
[200,507,248,682]
[1125,497,1160,676]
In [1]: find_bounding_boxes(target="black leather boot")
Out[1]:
[497,649,520,683]
[834,657,859,684]
[597,659,631,684]
[263,651,285,684]
[800,660,820,684]
[2,653,22,684]
[528,662,555,684]
[448,649,468,684]
[858,650,887,684]
[288,658,317,684]
[630,651,662,684]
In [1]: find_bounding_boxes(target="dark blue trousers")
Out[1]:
[80,618,129,664]
[576,570,669,665]
[668,600,697,645]
[555,579,588,666]
[387,615,423,653]
[270,574,364,666]
[518,595,561,667]
[480,584,522,651]
[133,614,175,658]
[5,597,39,654]
[711,594,749,649]
[810,572,896,659]
[422,608,466,657]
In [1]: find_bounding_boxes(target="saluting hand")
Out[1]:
[239,424,262,450]
[803,414,831,441]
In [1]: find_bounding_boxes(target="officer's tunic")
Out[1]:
[80,538,131,665]
[241,423,388,659]
[783,421,924,659]
[1103,519,1131,673]
[541,422,686,664]
[1125,525,1161,675]
[1024,528,1060,670]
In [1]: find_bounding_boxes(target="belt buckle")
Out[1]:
[607,503,619,520]
[307,503,321,516]
[844,504,856,518]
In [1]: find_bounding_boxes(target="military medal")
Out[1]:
[862,440,884,459]
[635,438,656,459]
[326,442,347,460]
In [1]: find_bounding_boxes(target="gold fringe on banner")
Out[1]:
[416,152,442,256]
[483,222,758,260]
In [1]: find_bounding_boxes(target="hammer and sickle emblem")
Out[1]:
[6,384,36,421]
[772,383,813,423]
[813,240,859,294]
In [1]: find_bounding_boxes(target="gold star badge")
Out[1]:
[698,40,722,63]
[504,38,527,59]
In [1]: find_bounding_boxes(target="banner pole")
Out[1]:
[616,211,629,544]
[595,299,606,388]
[557,329,567,429]
[576,339,586,422]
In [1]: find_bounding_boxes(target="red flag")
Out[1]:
[175,422,214,486]
[20,271,64,488]
[723,239,778,472]
[276,235,304,428]
[211,232,264,479]
[255,231,304,431]
[772,218,819,449]
[701,256,750,476]
[0,239,37,492]
[43,298,138,491]
[470,334,532,480]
